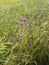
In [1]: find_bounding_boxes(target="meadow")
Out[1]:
[0,0,49,65]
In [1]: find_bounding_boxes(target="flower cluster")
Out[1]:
[18,17,28,45]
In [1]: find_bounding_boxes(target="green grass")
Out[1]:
[0,0,49,65]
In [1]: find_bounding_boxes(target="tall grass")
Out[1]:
[0,0,49,65]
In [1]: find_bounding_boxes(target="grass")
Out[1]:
[0,0,49,65]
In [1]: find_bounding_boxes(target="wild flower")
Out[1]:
[20,18,27,22]
[19,17,27,25]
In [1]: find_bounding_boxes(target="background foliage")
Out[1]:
[0,0,49,65]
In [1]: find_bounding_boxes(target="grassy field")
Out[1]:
[0,0,49,65]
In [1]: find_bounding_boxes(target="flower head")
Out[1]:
[20,18,27,22]
[19,17,27,25]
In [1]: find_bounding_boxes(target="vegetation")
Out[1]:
[0,0,49,65]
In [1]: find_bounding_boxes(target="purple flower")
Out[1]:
[19,17,27,25]
[18,33,22,38]
[20,18,27,22]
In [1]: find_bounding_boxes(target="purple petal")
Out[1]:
[19,18,28,25]
[21,18,27,22]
